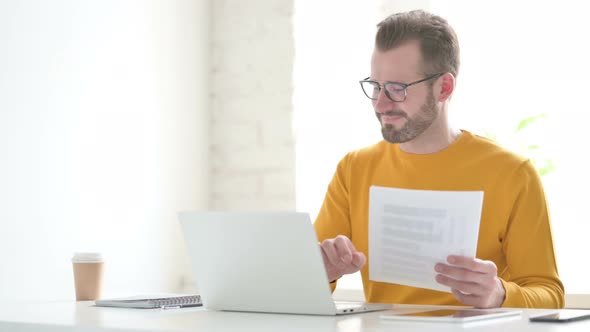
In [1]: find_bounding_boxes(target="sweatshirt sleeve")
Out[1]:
[313,153,353,291]
[314,153,353,241]
[500,160,564,308]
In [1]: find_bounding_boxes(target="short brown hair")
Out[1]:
[375,10,460,78]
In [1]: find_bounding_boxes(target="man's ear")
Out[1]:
[437,73,455,102]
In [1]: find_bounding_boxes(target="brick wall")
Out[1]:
[210,0,295,210]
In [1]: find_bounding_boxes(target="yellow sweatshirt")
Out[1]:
[314,130,564,308]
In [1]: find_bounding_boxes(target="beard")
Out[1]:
[378,88,437,144]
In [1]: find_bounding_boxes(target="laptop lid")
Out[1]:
[179,211,373,315]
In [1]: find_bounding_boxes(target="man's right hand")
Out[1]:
[319,235,366,283]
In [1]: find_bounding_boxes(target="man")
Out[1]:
[314,10,564,308]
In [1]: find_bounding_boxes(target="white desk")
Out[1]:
[0,301,588,332]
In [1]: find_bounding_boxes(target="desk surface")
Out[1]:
[0,301,589,332]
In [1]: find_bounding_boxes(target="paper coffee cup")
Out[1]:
[72,252,104,301]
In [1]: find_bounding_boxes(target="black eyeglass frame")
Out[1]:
[359,73,444,102]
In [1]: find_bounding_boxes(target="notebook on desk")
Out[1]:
[95,294,202,309]
[178,211,391,315]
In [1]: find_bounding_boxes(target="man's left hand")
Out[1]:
[434,255,506,308]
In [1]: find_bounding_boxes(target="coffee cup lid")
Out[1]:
[72,252,103,263]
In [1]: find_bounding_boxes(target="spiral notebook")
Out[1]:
[95,294,202,309]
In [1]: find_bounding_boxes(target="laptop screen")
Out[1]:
[179,211,340,315]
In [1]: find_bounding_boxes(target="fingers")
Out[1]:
[320,239,342,266]
[334,235,354,263]
[451,289,480,306]
[435,273,480,295]
[449,279,506,308]
[351,251,366,269]
[446,256,497,274]
[320,235,365,282]
[434,263,491,286]
[435,256,505,308]
[321,235,356,265]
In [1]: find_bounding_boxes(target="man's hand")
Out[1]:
[435,255,506,308]
[320,235,366,282]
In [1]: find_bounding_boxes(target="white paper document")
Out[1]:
[369,186,484,293]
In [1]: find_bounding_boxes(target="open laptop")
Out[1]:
[178,211,391,315]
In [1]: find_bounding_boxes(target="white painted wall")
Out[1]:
[0,0,209,301]
[209,0,295,211]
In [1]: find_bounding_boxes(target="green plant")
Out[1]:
[483,113,555,176]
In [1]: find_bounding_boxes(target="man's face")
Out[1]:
[370,41,439,144]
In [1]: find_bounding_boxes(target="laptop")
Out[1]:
[178,211,391,315]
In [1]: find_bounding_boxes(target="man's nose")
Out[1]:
[373,89,396,113]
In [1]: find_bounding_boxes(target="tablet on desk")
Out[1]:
[530,310,590,323]
[380,309,522,323]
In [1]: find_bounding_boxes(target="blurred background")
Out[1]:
[1,0,588,301]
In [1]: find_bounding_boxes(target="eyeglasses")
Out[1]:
[359,73,444,102]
